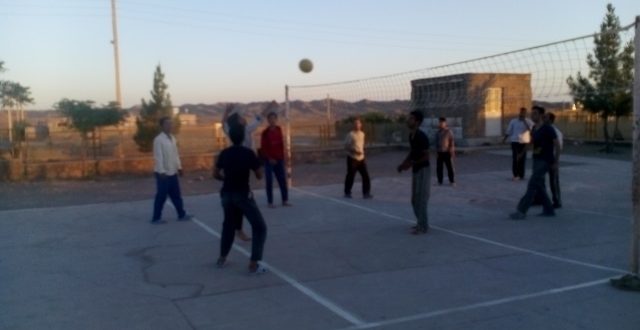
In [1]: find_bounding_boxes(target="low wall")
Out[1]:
[2,153,215,181]
[1,145,407,181]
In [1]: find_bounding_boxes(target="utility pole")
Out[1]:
[7,106,12,144]
[630,15,640,275]
[110,0,122,108]
[285,85,292,187]
[111,0,124,159]
[326,94,331,122]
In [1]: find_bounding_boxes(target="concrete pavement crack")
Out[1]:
[126,245,205,299]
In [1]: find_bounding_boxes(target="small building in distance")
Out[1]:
[178,113,197,126]
[411,73,531,146]
[176,108,197,126]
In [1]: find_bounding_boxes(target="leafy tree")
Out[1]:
[134,65,180,152]
[395,114,408,124]
[3,82,34,141]
[567,4,634,152]
[56,99,127,161]
[0,64,34,157]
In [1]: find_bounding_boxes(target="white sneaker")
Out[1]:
[249,264,268,275]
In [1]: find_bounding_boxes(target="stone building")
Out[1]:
[411,73,531,145]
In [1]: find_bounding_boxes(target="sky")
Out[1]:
[0,0,638,110]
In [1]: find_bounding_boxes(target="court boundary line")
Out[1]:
[191,217,366,327]
[292,187,627,274]
[431,179,631,221]
[2,182,624,328]
[385,171,631,221]
[340,277,612,329]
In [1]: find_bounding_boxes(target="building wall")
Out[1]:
[467,73,532,139]
[411,73,531,144]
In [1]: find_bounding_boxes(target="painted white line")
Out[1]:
[433,227,625,273]
[191,217,366,327]
[409,171,632,221]
[447,188,631,221]
[292,187,627,274]
[342,277,612,329]
[0,201,116,214]
[569,208,630,221]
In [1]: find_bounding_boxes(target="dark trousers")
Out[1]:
[344,156,371,196]
[228,205,244,231]
[265,160,288,204]
[220,192,267,261]
[436,152,455,184]
[511,142,527,179]
[517,160,554,215]
[412,166,431,229]
[152,173,186,220]
[549,166,561,207]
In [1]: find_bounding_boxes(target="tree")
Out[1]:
[1,79,34,158]
[134,65,180,152]
[567,4,634,152]
[4,82,34,138]
[56,99,127,162]
[0,81,16,131]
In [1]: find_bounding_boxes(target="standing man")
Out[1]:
[344,117,372,199]
[435,117,455,186]
[223,103,265,150]
[151,117,193,224]
[221,102,272,240]
[503,107,534,181]
[510,106,559,220]
[397,110,431,234]
[545,112,563,209]
[214,124,268,274]
[260,111,291,207]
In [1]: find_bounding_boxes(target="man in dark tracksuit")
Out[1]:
[214,122,268,274]
[510,105,560,220]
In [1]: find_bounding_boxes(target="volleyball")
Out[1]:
[298,58,313,73]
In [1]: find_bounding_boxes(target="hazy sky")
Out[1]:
[0,0,638,109]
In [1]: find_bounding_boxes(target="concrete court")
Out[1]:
[0,151,639,330]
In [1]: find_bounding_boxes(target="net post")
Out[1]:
[285,85,293,188]
[631,15,640,275]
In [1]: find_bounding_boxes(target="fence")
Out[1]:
[0,112,631,165]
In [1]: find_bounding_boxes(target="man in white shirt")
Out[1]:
[151,117,192,224]
[344,117,372,199]
[222,103,268,150]
[435,117,456,186]
[503,107,534,180]
[545,112,563,208]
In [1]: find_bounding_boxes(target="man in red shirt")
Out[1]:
[260,112,290,208]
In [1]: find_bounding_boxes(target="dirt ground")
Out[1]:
[0,143,631,212]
